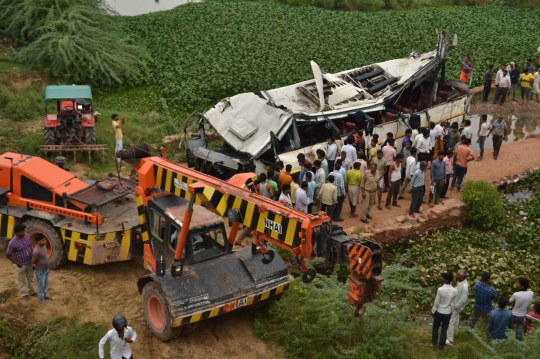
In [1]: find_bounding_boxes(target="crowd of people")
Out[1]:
[459,53,540,107]
[253,115,493,221]
[431,271,540,350]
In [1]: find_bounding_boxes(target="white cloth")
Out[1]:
[509,290,534,317]
[415,136,430,154]
[405,156,416,179]
[498,76,511,88]
[411,129,419,140]
[412,133,423,148]
[99,327,137,359]
[461,126,473,139]
[390,163,401,182]
[295,188,309,212]
[341,144,357,162]
[315,168,326,189]
[435,124,444,138]
[479,122,492,137]
[327,143,337,161]
[453,279,469,313]
[429,129,437,148]
[432,284,457,315]
[495,69,505,86]
[115,139,123,163]
[279,192,292,206]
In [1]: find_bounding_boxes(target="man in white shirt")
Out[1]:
[416,128,431,162]
[278,184,292,207]
[327,137,338,174]
[493,70,511,105]
[398,147,417,199]
[461,119,473,142]
[341,136,357,163]
[509,277,535,341]
[495,64,506,87]
[432,272,457,350]
[313,160,326,212]
[447,269,469,345]
[99,315,136,359]
[476,114,492,160]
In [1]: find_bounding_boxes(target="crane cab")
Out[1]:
[146,194,230,268]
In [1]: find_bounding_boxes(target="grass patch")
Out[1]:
[0,314,110,359]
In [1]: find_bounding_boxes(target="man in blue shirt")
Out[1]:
[429,151,446,206]
[408,161,426,217]
[401,128,412,152]
[468,272,498,335]
[488,297,513,341]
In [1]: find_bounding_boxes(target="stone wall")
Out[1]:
[347,199,469,244]
[490,165,540,187]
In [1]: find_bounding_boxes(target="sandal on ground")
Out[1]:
[45,295,54,300]
[40,299,50,306]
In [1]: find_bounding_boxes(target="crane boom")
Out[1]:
[122,145,382,314]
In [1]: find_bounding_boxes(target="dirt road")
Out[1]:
[0,251,274,359]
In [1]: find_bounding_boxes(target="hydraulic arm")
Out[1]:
[120,145,382,314]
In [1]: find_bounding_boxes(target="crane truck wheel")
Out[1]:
[24,218,66,269]
[142,281,198,341]
[84,127,96,145]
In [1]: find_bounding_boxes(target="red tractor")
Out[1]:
[44,85,99,146]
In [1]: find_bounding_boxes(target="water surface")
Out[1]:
[106,0,198,16]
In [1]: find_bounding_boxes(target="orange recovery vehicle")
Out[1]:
[0,147,382,342]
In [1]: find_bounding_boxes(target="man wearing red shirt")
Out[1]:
[451,139,475,192]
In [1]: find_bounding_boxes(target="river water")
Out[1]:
[106,0,198,16]
[466,114,540,152]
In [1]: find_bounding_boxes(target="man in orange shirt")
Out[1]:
[278,164,293,190]
[450,138,475,192]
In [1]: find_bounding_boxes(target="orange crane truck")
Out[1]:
[0,147,382,342]
[118,144,383,341]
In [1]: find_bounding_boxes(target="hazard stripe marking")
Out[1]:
[172,284,288,327]
[152,165,303,247]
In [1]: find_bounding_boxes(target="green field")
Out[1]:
[107,2,540,114]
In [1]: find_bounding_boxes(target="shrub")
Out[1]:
[462,181,503,229]
[379,265,433,312]
[254,272,408,359]
[1,0,150,87]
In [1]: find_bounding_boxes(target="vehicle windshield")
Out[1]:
[191,229,227,262]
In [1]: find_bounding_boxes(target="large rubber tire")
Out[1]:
[85,127,96,145]
[142,281,198,341]
[24,218,66,269]
[44,128,56,145]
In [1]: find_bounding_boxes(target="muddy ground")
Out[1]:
[0,245,274,359]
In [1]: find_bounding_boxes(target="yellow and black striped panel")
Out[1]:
[172,283,288,327]
[348,243,372,279]
[60,228,132,265]
[136,195,150,242]
[0,213,16,239]
[153,165,302,248]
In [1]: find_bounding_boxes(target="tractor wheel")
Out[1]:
[142,281,198,342]
[85,127,96,145]
[24,218,66,269]
[44,128,56,145]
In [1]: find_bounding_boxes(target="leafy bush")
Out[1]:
[254,272,408,359]
[1,0,149,86]
[462,181,503,229]
[117,2,540,112]
[379,265,433,312]
[354,0,385,11]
